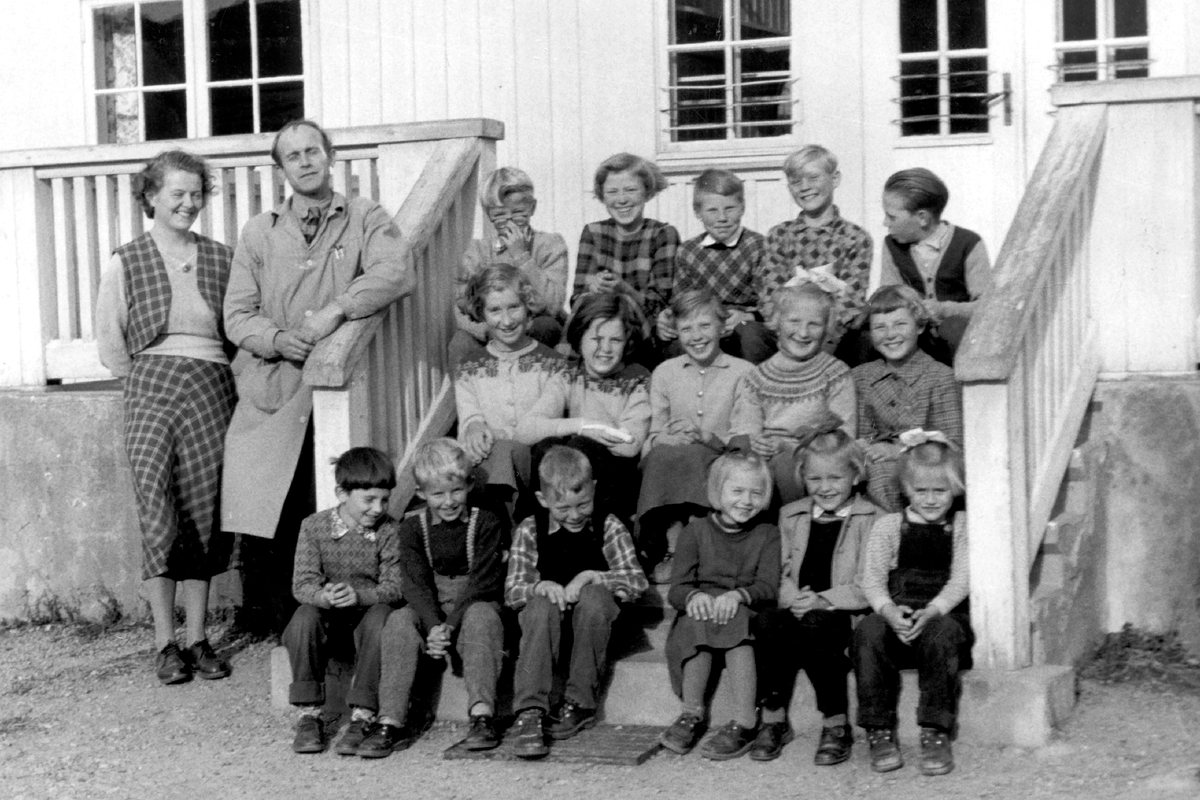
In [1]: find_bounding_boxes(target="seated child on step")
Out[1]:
[660,168,773,364]
[729,283,856,504]
[570,152,680,367]
[879,167,992,365]
[454,264,601,525]
[751,426,881,764]
[451,166,569,364]
[659,452,780,761]
[504,445,648,759]
[853,432,971,777]
[852,285,962,511]
[357,438,507,759]
[636,289,755,574]
[533,292,651,526]
[282,447,402,756]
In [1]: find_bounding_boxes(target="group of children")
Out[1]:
[280,143,985,776]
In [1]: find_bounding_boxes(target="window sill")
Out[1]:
[655,144,797,175]
[893,133,995,149]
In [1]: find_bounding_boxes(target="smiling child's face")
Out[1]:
[602,169,648,231]
[869,306,923,364]
[418,474,468,524]
[580,317,628,378]
[336,486,390,529]
[483,286,530,351]
[803,452,856,514]
[695,191,744,244]
[537,483,596,533]
[787,161,839,218]
[776,296,827,362]
[716,466,769,526]
[677,307,723,366]
[905,466,955,524]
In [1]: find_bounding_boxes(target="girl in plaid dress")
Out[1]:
[94,150,237,685]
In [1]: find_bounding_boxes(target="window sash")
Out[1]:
[662,0,795,144]
[1054,0,1150,82]
[895,0,991,137]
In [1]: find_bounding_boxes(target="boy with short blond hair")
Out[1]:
[665,168,773,364]
[451,166,569,363]
[357,438,508,758]
[505,445,648,758]
[760,146,873,363]
[282,447,402,756]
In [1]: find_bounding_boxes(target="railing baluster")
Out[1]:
[52,178,78,341]
[73,176,99,340]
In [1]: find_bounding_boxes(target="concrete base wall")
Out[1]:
[0,388,237,622]
[1092,377,1200,654]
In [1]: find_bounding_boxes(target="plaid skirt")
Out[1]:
[123,355,236,580]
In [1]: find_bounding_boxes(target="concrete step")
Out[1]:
[270,642,1074,748]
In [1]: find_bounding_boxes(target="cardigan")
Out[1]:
[454,339,580,444]
[644,352,754,453]
[567,361,652,458]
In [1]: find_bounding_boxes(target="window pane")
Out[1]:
[738,0,789,40]
[948,56,989,134]
[899,0,937,53]
[898,59,939,136]
[671,0,722,44]
[947,0,987,49]
[1112,45,1149,78]
[258,0,303,77]
[142,2,185,86]
[97,92,140,144]
[1059,49,1099,81]
[1060,0,1096,41]
[207,0,252,81]
[738,44,790,138]
[260,80,305,131]
[144,89,188,140]
[670,50,726,142]
[210,84,254,135]
[94,6,138,91]
[1113,0,1147,38]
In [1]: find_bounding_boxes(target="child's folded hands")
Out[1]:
[711,591,743,625]
[899,606,942,644]
[685,592,715,621]
[426,623,452,658]
[881,602,915,637]
[535,580,570,611]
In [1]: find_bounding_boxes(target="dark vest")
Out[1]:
[886,517,968,616]
[534,508,612,587]
[796,517,841,594]
[884,226,981,304]
[115,232,234,355]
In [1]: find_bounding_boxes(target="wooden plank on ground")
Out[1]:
[443,724,663,766]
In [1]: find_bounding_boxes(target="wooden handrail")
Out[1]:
[0,118,503,170]
[955,103,1108,383]
[302,136,484,388]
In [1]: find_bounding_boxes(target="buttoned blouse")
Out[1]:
[645,352,754,453]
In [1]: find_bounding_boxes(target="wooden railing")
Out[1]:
[0,120,500,386]
[0,119,501,514]
[955,104,1107,670]
[305,134,495,514]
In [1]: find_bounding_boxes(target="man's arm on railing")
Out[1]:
[334,199,415,319]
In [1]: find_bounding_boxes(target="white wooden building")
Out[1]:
[3,0,1200,685]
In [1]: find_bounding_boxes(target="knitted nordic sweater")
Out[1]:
[729,351,856,443]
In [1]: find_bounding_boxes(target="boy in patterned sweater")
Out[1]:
[282,447,402,756]
[760,145,874,365]
[504,445,648,759]
[660,168,773,364]
[358,438,507,758]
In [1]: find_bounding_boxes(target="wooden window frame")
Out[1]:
[1054,0,1150,83]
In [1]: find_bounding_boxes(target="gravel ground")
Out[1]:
[1,623,1198,800]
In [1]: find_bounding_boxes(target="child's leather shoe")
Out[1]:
[700,720,758,761]
[659,712,706,754]
[919,727,954,775]
[357,722,419,759]
[749,721,794,761]
[291,715,326,754]
[461,714,500,751]
[510,709,549,759]
[334,718,374,756]
[866,727,903,772]
[155,641,192,685]
[185,639,231,681]
[547,701,597,740]
[813,724,853,766]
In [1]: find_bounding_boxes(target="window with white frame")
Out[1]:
[1056,0,1149,82]
[663,0,794,144]
[87,0,304,143]
[896,0,990,137]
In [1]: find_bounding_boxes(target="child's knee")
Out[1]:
[282,604,323,642]
[460,602,504,640]
[574,585,618,625]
